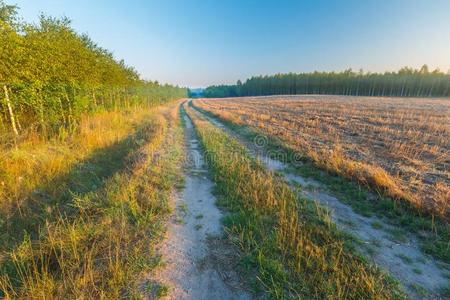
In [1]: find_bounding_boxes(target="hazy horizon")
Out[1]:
[12,0,450,88]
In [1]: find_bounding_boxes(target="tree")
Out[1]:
[203,67,450,98]
[0,1,21,136]
[0,2,187,141]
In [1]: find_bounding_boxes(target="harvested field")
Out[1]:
[183,102,406,299]
[195,95,450,220]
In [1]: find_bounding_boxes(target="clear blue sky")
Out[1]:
[11,0,450,88]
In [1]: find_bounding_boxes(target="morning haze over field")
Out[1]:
[1,1,449,299]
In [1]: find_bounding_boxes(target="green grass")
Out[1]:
[371,221,384,229]
[440,286,450,298]
[410,284,428,297]
[143,281,170,299]
[412,268,422,275]
[192,103,450,264]
[184,103,405,299]
[387,228,408,243]
[0,103,184,298]
[178,202,188,215]
[396,254,414,265]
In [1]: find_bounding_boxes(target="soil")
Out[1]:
[150,114,252,300]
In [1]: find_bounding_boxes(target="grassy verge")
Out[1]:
[192,102,450,264]
[0,102,184,298]
[184,103,405,299]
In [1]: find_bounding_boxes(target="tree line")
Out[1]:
[203,66,450,98]
[0,1,186,141]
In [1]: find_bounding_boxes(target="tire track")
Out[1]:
[152,108,252,300]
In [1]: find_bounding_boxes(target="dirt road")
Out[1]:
[152,112,251,300]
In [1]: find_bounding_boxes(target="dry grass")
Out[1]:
[1,108,152,218]
[184,103,404,299]
[0,101,184,298]
[195,95,450,220]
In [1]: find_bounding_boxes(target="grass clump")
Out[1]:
[184,103,405,299]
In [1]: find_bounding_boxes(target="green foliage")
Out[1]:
[0,1,186,141]
[204,67,450,98]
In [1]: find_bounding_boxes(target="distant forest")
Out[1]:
[203,66,450,98]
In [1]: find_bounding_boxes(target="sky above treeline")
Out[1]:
[11,0,450,88]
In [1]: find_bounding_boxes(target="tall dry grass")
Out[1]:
[0,101,184,298]
[1,109,152,217]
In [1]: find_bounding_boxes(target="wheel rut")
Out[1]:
[151,111,252,300]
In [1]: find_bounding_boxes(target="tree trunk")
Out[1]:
[0,111,5,131]
[35,88,46,135]
[3,85,19,136]
[58,97,66,125]
[64,90,73,123]
[92,89,97,107]
[15,112,22,131]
